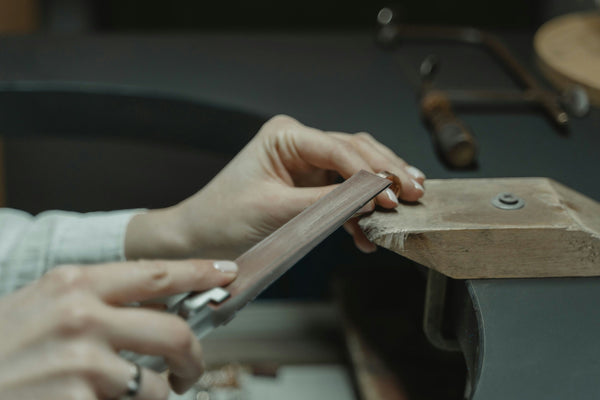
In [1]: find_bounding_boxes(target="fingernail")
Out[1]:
[357,201,375,214]
[384,188,399,205]
[406,166,425,180]
[213,260,238,273]
[413,179,425,192]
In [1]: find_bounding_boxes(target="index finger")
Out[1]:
[82,259,238,304]
[288,122,374,178]
[286,122,405,207]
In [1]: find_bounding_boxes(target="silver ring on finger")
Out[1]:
[119,362,142,400]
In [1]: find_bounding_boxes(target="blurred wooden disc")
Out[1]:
[534,12,600,107]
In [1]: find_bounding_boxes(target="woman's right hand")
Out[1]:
[0,259,238,399]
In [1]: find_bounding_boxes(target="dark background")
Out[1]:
[35,0,596,33]
[94,1,538,31]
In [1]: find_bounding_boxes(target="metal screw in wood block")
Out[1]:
[492,192,525,210]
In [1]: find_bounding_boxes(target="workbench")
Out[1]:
[0,31,599,399]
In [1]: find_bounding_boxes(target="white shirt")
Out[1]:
[0,208,142,296]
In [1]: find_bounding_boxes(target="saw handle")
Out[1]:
[421,90,477,168]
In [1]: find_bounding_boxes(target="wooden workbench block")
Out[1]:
[359,178,600,279]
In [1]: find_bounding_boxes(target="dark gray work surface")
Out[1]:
[0,31,598,199]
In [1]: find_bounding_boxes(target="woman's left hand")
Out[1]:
[126,115,425,259]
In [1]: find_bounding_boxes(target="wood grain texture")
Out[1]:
[534,12,600,107]
[359,178,600,279]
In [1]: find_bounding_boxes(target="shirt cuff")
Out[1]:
[45,209,146,266]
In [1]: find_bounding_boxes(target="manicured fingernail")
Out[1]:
[384,188,399,205]
[413,179,424,192]
[213,261,238,273]
[357,201,375,214]
[406,166,425,180]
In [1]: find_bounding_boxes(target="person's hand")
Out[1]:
[126,115,425,259]
[0,259,238,399]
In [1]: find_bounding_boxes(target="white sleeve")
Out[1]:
[0,208,144,296]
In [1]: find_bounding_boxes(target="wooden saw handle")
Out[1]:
[421,90,477,168]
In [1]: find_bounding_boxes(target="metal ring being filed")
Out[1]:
[119,362,142,400]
